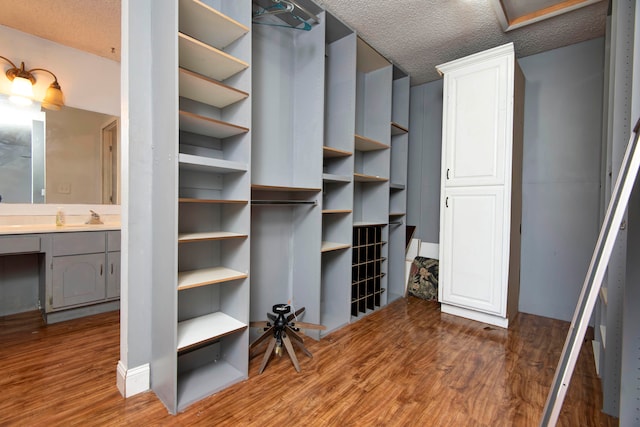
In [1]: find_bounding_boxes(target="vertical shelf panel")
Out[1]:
[165,0,253,414]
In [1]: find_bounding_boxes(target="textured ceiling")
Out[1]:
[315,0,608,84]
[0,0,121,61]
[0,0,607,85]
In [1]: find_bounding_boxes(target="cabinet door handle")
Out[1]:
[446,197,449,208]
[100,264,103,276]
[446,168,450,179]
[111,263,114,275]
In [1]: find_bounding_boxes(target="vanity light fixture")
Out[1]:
[0,55,65,110]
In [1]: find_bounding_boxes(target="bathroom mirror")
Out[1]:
[0,94,120,204]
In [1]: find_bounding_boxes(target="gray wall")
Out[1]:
[408,37,605,321]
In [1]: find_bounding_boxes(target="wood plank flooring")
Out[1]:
[0,297,617,426]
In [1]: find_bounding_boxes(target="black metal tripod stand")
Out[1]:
[250,304,325,374]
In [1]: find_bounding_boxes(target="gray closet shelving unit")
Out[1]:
[388,65,410,302]
[320,12,357,336]
[149,0,409,412]
[351,38,392,318]
[151,0,252,414]
[250,0,408,330]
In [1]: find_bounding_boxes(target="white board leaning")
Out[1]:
[540,117,640,426]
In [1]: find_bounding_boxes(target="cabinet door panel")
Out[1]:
[442,55,510,187]
[440,187,506,315]
[52,253,105,308]
[107,251,120,299]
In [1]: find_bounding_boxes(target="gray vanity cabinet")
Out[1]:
[50,231,120,310]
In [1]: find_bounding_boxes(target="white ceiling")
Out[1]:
[0,0,608,86]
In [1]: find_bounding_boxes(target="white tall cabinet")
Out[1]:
[436,43,524,328]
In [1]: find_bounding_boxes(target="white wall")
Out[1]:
[408,37,605,321]
[0,25,119,116]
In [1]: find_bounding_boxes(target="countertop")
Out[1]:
[0,223,121,236]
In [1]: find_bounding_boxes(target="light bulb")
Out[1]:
[9,76,34,106]
[11,76,34,97]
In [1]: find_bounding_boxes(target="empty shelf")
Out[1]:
[321,241,351,253]
[179,198,247,204]
[251,184,321,193]
[179,153,247,174]
[389,212,406,217]
[391,122,409,135]
[178,266,248,290]
[178,231,248,243]
[179,110,249,139]
[177,311,247,351]
[323,146,353,158]
[179,0,249,49]
[353,221,388,227]
[390,183,406,190]
[177,360,245,412]
[354,173,388,183]
[322,173,351,183]
[322,209,352,214]
[179,68,248,109]
[354,134,390,151]
[179,32,249,81]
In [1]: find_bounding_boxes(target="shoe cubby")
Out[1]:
[351,225,387,318]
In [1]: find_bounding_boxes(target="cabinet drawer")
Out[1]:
[53,232,106,256]
[107,231,121,252]
[0,235,41,255]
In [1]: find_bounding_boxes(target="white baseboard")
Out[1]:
[116,361,150,398]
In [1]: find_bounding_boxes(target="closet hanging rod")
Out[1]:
[251,200,317,206]
[288,0,320,24]
[252,0,319,25]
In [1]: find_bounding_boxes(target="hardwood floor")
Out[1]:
[0,298,617,426]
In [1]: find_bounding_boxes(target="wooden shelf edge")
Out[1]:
[178,32,249,68]
[178,231,248,243]
[321,241,351,253]
[354,173,388,183]
[353,221,388,227]
[323,146,353,158]
[251,184,321,193]
[179,198,248,204]
[179,110,249,134]
[391,122,409,135]
[178,266,248,290]
[322,209,352,214]
[354,134,390,151]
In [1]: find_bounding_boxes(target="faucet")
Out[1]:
[85,210,103,225]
